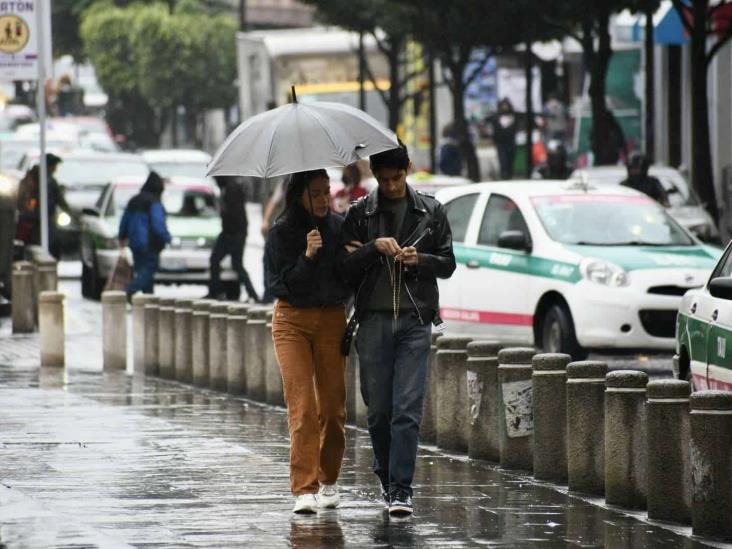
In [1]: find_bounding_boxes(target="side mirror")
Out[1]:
[709,277,732,300]
[81,207,99,217]
[497,230,531,253]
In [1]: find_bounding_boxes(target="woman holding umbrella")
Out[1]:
[265,169,351,514]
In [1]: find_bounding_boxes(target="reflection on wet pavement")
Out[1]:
[0,282,717,547]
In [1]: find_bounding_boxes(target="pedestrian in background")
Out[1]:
[621,152,670,207]
[206,175,259,302]
[118,171,171,298]
[332,163,367,214]
[490,98,517,180]
[438,122,463,176]
[15,154,77,258]
[339,142,456,516]
[265,169,350,514]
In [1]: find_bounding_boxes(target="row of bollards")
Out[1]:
[427,335,732,541]
[11,253,59,334]
[98,294,732,543]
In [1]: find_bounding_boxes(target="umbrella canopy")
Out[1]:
[207,100,398,178]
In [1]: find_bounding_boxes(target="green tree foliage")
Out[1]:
[79,1,237,147]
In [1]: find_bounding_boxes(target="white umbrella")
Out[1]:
[207,93,398,178]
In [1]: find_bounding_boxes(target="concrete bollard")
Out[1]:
[208,302,230,392]
[226,304,249,395]
[265,310,284,406]
[532,353,571,482]
[143,298,160,377]
[131,294,157,374]
[435,335,473,453]
[38,291,65,367]
[646,379,691,524]
[34,256,57,326]
[566,361,608,495]
[191,300,214,388]
[157,298,177,379]
[467,341,502,462]
[497,348,535,471]
[245,307,268,402]
[605,370,648,510]
[11,261,35,333]
[421,332,442,444]
[101,291,127,370]
[690,390,732,540]
[174,299,195,384]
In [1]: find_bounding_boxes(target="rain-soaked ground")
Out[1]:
[0,280,724,548]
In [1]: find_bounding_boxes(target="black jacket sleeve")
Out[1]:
[415,202,456,279]
[266,224,318,298]
[339,202,381,283]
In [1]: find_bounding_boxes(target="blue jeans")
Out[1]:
[127,250,159,295]
[356,311,431,496]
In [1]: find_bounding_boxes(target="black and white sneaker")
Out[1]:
[388,490,413,516]
[381,489,390,507]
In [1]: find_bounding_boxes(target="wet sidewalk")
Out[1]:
[0,285,722,548]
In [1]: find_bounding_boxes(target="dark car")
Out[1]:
[16,149,150,257]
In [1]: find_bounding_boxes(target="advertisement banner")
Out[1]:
[0,0,51,81]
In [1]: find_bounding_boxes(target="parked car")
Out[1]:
[435,180,721,358]
[676,241,732,391]
[79,176,235,299]
[14,120,119,152]
[17,149,150,256]
[571,165,719,242]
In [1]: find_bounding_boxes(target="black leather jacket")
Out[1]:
[339,184,456,324]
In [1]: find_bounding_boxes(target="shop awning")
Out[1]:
[616,1,688,45]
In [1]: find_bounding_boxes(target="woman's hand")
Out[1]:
[305,229,322,259]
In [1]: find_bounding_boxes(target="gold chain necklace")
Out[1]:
[387,256,402,321]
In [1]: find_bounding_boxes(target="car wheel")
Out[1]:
[539,303,587,360]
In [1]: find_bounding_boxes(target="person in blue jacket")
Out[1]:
[118,171,171,297]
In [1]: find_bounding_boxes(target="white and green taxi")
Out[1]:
[676,242,732,390]
[435,180,721,358]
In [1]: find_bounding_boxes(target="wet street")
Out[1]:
[0,277,723,548]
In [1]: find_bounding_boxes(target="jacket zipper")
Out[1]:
[403,278,424,325]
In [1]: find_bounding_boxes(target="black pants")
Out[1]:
[497,143,516,180]
[209,232,258,300]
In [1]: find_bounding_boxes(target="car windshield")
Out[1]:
[109,186,218,218]
[531,194,695,246]
[57,159,149,186]
[148,161,207,179]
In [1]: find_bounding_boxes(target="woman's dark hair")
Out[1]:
[281,169,329,221]
[370,140,410,173]
[141,171,164,197]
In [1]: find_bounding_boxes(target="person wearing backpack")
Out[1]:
[118,171,171,297]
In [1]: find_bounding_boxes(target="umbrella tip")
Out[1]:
[291,85,298,103]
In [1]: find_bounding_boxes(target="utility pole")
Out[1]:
[358,31,366,111]
[525,42,534,177]
[644,7,655,162]
[239,0,247,31]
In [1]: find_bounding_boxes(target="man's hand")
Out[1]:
[260,219,270,237]
[375,237,402,257]
[397,246,418,266]
[344,240,363,254]
[305,229,322,259]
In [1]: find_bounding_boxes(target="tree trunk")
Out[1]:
[690,0,719,221]
[358,31,366,111]
[644,7,655,162]
[525,43,534,177]
[450,68,480,181]
[387,40,402,132]
[171,105,178,148]
[588,10,620,165]
[428,49,437,173]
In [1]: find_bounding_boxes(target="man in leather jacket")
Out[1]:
[339,142,455,516]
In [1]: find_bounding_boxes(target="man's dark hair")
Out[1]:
[141,171,164,198]
[370,140,410,173]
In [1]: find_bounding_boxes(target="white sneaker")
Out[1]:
[293,493,318,514]
[318,484,340,509]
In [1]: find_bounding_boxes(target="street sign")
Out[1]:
[0,0,51,82]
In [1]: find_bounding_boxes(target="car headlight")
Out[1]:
[57,211,72,227]
[579,258,629,287]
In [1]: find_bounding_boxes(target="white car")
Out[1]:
[435,180,721,357]
[570,165,718,242]
[142,149,212,181]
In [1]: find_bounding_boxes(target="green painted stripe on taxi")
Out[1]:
[677,311,710,364]
[453,244,581,283]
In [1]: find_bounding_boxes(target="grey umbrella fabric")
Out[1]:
[207,101,398,178]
